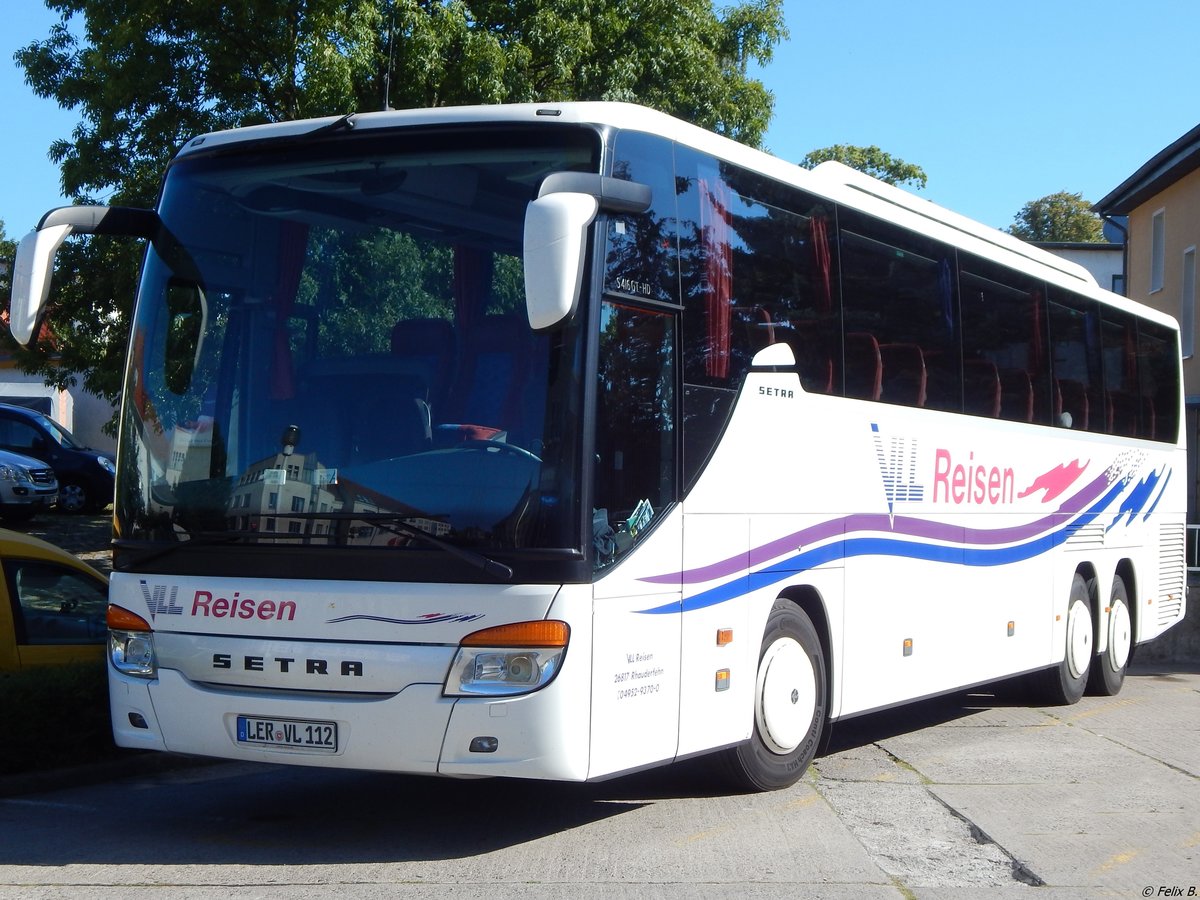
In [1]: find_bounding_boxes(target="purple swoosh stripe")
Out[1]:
[642,472,1111,586]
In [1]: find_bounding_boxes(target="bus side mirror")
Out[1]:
[8,206,161,346]
[523,192,600,331]
[523,173,651,331]
[10,225,75,346]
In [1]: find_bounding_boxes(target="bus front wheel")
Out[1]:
[719,600,826,792]
[1087,575,1131,696]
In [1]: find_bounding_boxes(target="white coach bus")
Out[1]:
[9,103,1186,791]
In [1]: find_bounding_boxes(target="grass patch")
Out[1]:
[0,661,128,775]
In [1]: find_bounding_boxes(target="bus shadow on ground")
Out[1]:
[821,676,1034,756]
[0,763,650,867]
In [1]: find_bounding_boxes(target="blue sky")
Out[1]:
[2,1,1199,238]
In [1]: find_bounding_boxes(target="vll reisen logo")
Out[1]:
[140,580,183,622]
[872,424,924,516]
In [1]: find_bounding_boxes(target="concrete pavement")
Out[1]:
[0,665,1195,898]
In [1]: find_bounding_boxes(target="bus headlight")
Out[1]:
[108,604,157,678]
[445,620,569,697]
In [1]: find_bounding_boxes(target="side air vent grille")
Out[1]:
[1158,524,1186,627]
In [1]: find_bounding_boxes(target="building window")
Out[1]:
[1151,209,1166,293]
[1183,247,1197,359]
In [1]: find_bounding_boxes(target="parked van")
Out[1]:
[0,404,115,513]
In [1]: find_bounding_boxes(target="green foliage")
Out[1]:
[0,661,123,774]
[1007,191,1105,242]
[0,220,15,300]
[10,0,787,420]
[800,144,928,190]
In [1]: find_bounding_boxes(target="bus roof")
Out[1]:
[173,101,1172,331]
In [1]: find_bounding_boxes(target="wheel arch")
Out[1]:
[1074,560,1102,624]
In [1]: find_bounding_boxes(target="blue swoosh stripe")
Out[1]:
[638,477,1133,616]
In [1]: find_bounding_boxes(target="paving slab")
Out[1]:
[870,670,1200,895]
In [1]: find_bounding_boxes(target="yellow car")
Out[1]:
[0,529,108,671]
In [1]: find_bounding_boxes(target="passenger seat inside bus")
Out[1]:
[1106,391,1130,436]
[844,332,882,401]
[999,369,1034,423]
[963,359,1001,418]
[440,315,538,445]
[390,317,457,413]
[1056,379,1089,430]
[879,343,927,407]
[785,320,834,394]
[294,360,430,464]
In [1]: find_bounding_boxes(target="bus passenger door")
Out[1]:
[589,509,682,779]
[587,301,682,779]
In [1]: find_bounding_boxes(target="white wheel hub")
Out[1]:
[1107,597,1131,672]
[755,636,816,755]
[1065,596,1093,680]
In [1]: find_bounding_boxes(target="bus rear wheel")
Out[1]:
[1087,575,1131,696]
[1037,573,1093,705]
[718,600,826,792]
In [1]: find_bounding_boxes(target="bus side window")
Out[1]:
[1047,293,1104,432]
[1137,320,1180,442]
[838,211,958,411]
[1101,312,1142,438]
[606,130,679,307]
[675,146,837,489]
[958,255,1052,424]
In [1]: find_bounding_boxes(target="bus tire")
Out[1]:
[718,600,826,792]
[1087,575,1131,696]
[1038,573,1093,705]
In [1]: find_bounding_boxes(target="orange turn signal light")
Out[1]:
[460,620,570,648]
[107,604,152,632]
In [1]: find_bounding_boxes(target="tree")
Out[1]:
[800,145,927,190]
[0,221,15,301]
[1007,191,1105,242]
[11,0,787,424]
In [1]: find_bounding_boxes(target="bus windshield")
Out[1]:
[118,126,598,569]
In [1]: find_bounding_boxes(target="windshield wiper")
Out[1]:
[371,516,513,581]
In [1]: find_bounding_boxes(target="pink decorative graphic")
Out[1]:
[1017,459,1088,503]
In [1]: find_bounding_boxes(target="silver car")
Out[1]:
[0,449,59,524]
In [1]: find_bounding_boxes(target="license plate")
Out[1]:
[236,715,338,752]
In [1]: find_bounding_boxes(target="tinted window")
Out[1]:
[1137,320,1181,442]
[959,256,1052,423]
[593,302,676,570]
[674,148,836,488]
[7,560,107,645]
[0,419,43,455]
[1047,291,1103,432]
[1100,311,1142,438]
[838,210,958,411]
[606,130,679,306]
